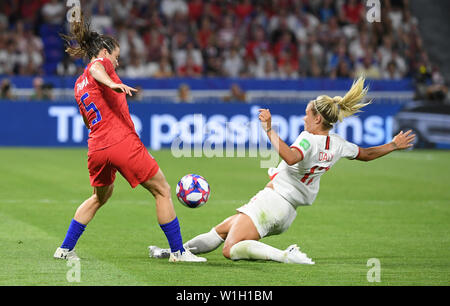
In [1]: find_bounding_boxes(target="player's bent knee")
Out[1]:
[222,246,231,259]
[153,181,171,199]
[94,184,114,206]
[91,194,106,207]
[222,240,237,259]
[142,173,171,199]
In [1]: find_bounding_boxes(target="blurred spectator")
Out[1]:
[188,0,204,22]
[11,0,44,25]
[326,42,352,76]
[112,0,133,24]
[332,59,354,79]
[22,43,44,75]
[348,31,370,62]
[277,49,299,79]
[355,50,382,79]
[119,28,146,64]
[143,28,167,63]
[204,56,224,77]
[125,51,154,78]
[426,67,448,101]
[341,0,364,25]
[176,83,193,103]
[1,78,15,100]
[272,31,298,65]
[387,0,404,31]
[217,15,236,49]
[382,60,402,80]
[320,16,344,49]
[0,33,10,75]
[197,17,214,50]
[414,63,448,102]
[380,48,407,77]
[41,0,65,25]
[161,0,188,20]
[245,25,270,62]
[89,0,114,34]
[223,83,246,102]
[153,57,174,78]
[174,40,203,71]
[319,0,337,23]
[57,56,77,76]
[202,1,222,21]
[31,77,53,101]
[254,50,277,79]
[306,33,325,66]
[223,48,244,78]
[177,55,202,77]
[234,0,254,22]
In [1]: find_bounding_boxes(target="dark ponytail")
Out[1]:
[60,12,118,60]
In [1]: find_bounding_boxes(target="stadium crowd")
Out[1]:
[0,0,446,97]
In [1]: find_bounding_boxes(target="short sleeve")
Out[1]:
[290,131,313,160]
[92,57,114,75]
[342,140,360,160]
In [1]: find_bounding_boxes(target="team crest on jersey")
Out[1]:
[299,139,310,151]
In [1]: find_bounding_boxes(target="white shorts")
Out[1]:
[237,188,297,238]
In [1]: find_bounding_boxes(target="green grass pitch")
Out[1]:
[0,148,449,286]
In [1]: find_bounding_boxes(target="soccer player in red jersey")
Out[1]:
[53,15,205,262]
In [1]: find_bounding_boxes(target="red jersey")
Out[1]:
[74,57,136,152]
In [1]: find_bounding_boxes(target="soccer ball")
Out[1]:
[176,174,210,208]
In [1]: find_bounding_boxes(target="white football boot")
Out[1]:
[53,247,80,260]
[284,244,315,265]
[148,245,171,259]
[169,248,207,262]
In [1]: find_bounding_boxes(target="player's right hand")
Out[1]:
[110,83,138,96]
[258,108,272,132]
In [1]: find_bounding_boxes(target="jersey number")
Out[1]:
[301,166,330,185]
[81,92,102,126]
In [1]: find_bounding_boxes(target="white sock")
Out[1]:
[183,228,224,254]
[229,240,287,263]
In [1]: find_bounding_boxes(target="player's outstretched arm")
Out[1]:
[356,130,415,162]
[259,108,303,165]
[89,62,138,96]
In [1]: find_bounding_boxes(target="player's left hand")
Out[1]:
[110,83,138,96]
[392,130,416,150]
[258,108,272,132]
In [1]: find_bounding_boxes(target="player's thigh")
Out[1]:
[222,213,260,257]
[87,150,116,188]
[111,134,159,189]
[141,168,171,198]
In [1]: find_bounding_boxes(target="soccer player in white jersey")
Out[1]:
[149,77,416,264]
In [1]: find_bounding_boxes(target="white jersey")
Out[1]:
[271,131,360,208]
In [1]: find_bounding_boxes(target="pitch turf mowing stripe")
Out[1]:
[0,211,150,286]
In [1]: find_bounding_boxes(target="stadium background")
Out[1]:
[0,0,449,287]
[0,0,449,150]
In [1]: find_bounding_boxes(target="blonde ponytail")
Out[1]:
[312,77,371,129]
[336,76,371,121]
